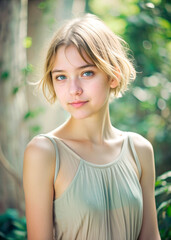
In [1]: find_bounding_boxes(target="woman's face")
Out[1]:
[51,45,115,119]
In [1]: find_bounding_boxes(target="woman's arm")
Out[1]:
[131,133,161,240]
[23,136,56,240]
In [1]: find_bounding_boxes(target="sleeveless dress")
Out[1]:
[39,133,143,240]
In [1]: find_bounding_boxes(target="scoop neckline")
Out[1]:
[51,133,128,169]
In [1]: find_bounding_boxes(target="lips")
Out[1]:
[69,101,88,108]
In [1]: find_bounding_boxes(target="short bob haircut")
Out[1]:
[38,14,136,104]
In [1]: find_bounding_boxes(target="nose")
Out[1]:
[69,78,83,96]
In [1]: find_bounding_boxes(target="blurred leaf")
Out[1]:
[155,179,163,187]
[38,1,47,9]
[157,199,171,214]
[5,209,19,219]
[0,209,27,239]
[1,71,9,81]
[22,64,34,76]
[12,86,19,95]
[157,171,171,181]
[12,220,26,231]
[30,125,42,134]
[157,17,171,29]
[12,229,27,237]
[121,3,140,16]
[155,184,171,197]
[167,205,171,217]
[38,0,52,14]
[105,18,127,35]
[23,37,32,48]
[150,0,162,5]
[23,107,45,120]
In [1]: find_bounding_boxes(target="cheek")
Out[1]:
[53,82,64,95]
[88,80,110,98]
[53,84,65,103]
[55,90,65,102]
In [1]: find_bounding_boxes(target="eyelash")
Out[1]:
[82,71,94,77]
[55,75,66,81]
[54,70,94,81]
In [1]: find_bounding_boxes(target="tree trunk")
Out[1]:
[0,0,28,214]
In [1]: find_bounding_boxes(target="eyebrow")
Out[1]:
[51,64,96,74]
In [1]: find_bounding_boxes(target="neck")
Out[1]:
[65,105,114,144]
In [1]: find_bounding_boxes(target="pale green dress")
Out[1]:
[39,133,143,240]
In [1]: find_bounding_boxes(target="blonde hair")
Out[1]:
[38,14,136,104]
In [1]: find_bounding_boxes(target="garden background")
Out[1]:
[0,0,170,239]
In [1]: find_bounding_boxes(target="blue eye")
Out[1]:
[82,71,94,77]
[56,75,66,81]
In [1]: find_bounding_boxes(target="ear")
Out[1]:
[110,78,119,89]
[109,69,121,89]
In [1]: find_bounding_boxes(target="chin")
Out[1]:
[71,114,90,120]
[70,111,93,120]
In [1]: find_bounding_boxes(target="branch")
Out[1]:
[0,144,22,186]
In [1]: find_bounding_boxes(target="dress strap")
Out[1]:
[128,135,142,178]
[39,134,59,184]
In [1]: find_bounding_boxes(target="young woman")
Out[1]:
[23,14,161,240]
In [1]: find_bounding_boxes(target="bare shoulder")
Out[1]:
[23,135,56,183]
[128,131,154,156]
[24,135,55,162]
[128,132,155,178]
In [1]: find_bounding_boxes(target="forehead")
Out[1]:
[52,45,93,70]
